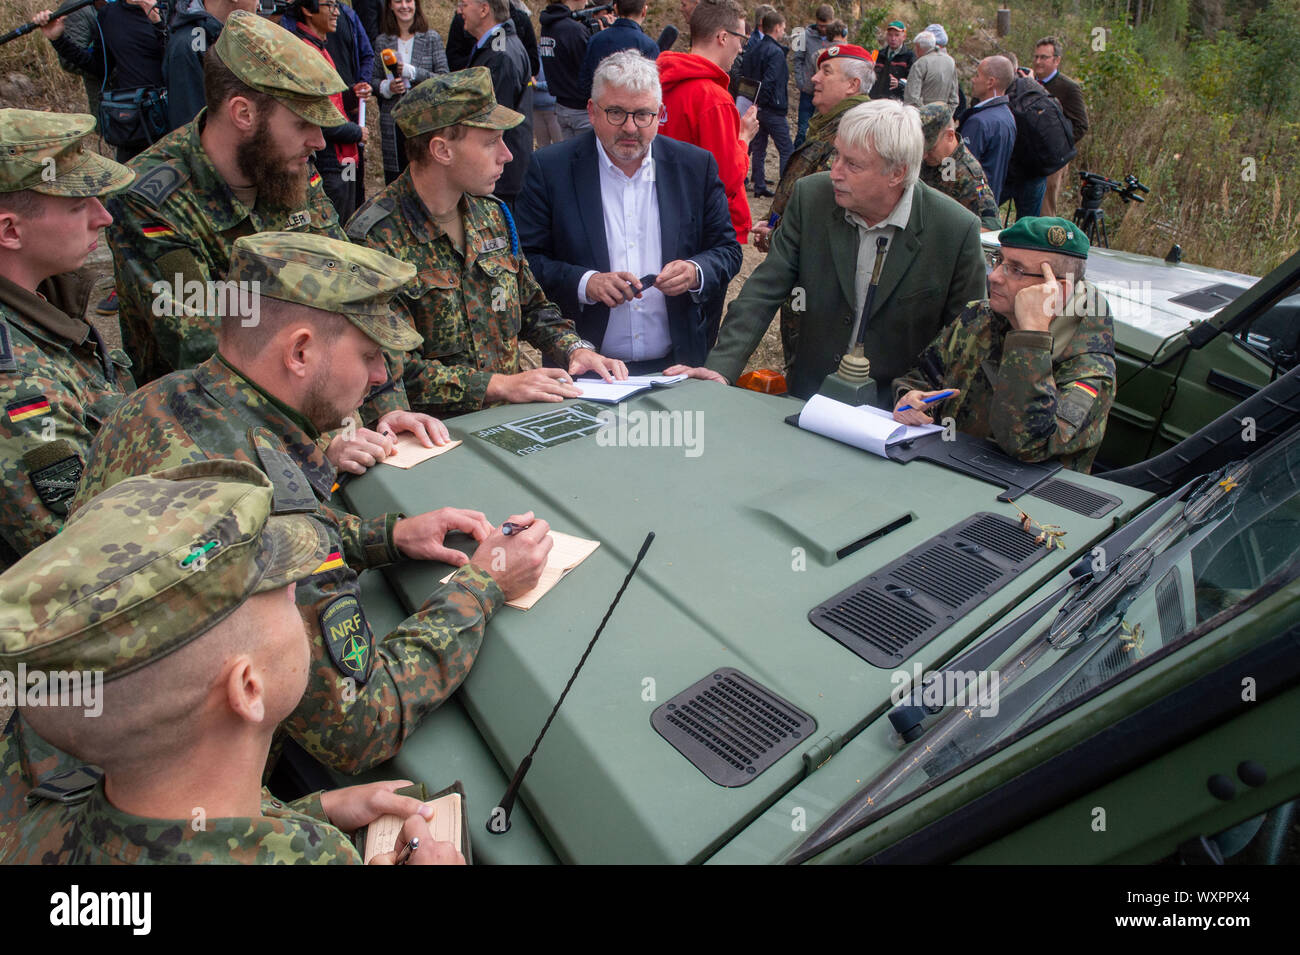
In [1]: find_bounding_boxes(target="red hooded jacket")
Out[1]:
[658,51,751,244]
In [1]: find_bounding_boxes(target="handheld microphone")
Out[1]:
[656,24,678,52]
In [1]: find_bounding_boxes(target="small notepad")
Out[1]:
[440,530,599,610]
[379,434,462,469]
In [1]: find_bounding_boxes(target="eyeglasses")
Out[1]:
[600,106,658,128]
[319,1,340,9]
[988,250,1037,280]
[724,29,746,41]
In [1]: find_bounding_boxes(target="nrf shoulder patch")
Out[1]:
[129,163,188,207]
[320,593,372,684]
[25,441,82,517]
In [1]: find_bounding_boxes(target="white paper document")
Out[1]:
[574,380,652,403]
[797,394,943,458]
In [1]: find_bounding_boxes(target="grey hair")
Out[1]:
[837,99,923,188]
[591,50,662,104]
[914,30,936,53]
[838,56,872,92]
[982,55,1015,93]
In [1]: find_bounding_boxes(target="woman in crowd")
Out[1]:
[373,0,449,184]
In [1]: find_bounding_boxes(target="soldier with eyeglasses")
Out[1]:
[892,217,1116,473]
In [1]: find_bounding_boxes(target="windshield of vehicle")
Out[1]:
[1239,285,1300,372]
[861,424,1300,824]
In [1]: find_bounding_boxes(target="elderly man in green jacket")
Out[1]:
[667,99,987,402]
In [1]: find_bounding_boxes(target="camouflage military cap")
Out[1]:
[917,102,954,152]
[228,232,422,351]
[212,10,347,128]
[0,109,133,197]
[1000,216,1090,259]
[0,460,331,684]
[394,67,523,136]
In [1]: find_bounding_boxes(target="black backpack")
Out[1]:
[1006,76,1076,177]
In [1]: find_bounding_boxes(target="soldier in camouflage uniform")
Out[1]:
[348,68,626,418]
[917,102,1001,231]
[893,217,1115,472]
[0,460,460,864]
[748,44,871,371]
[0,109,135,571]
[1,233,552,814]
[106,9,349,386]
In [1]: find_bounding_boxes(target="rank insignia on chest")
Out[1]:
[479,236,508,254]
[285,211,311,230]
[320,594,372,684]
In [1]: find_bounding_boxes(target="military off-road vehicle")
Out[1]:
[323,245,1300,864]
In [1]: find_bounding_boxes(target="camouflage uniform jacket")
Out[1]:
[49,354,504,777]
[770,94,870,221]
[348,172,581,417]
[770,94,868,368]
[0,271,133,571]
[0,781,361,864]
[920,139,1001,231]
[893,282,1116,472]
[107,111,346,385]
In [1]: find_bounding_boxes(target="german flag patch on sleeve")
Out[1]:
[6,395,50,424]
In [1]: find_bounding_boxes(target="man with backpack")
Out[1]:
[1002,57,1077,220]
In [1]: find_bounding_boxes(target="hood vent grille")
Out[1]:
[1029,478,1121,519]
[651,668,815,787]
[810,513,1047,667]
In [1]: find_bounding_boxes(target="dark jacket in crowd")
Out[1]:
[469,19,535,201]
[164,1,223,129]
[446,8,540,74]
[353,0,384,46]
[539,2,591,110]
[740,32,788,111]
[52,1,166,92]
[578,18,659,101]
[1042,70,1088,144]
[959,93,1017,202]
[869,43,913,100]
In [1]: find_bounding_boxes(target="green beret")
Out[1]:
[228,232,422,352]
[213,10,347,128]
[0,460,330,684]
[917,102,954,152]
[999,216,1090,259]
[0,109,133,197]
[395,67,523,136]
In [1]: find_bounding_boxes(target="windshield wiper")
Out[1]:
[785,459,1252,865]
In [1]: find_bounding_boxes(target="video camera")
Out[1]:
[1078,170,1150,206]
[572,3,614,34]
[257,0,294,15]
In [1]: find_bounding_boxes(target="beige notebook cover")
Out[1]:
[379,434,462,469]
[361,786,467,863]
[440,531,599,610]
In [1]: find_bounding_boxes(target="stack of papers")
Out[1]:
[797,394,943,458]
[573,374,688,404]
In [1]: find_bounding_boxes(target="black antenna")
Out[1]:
[487,531,655,834]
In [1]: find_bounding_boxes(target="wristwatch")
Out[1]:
[566,338,596,357]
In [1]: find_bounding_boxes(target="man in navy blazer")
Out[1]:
[516,50,742,372]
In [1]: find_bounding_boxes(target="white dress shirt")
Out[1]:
[576,140,688,362]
